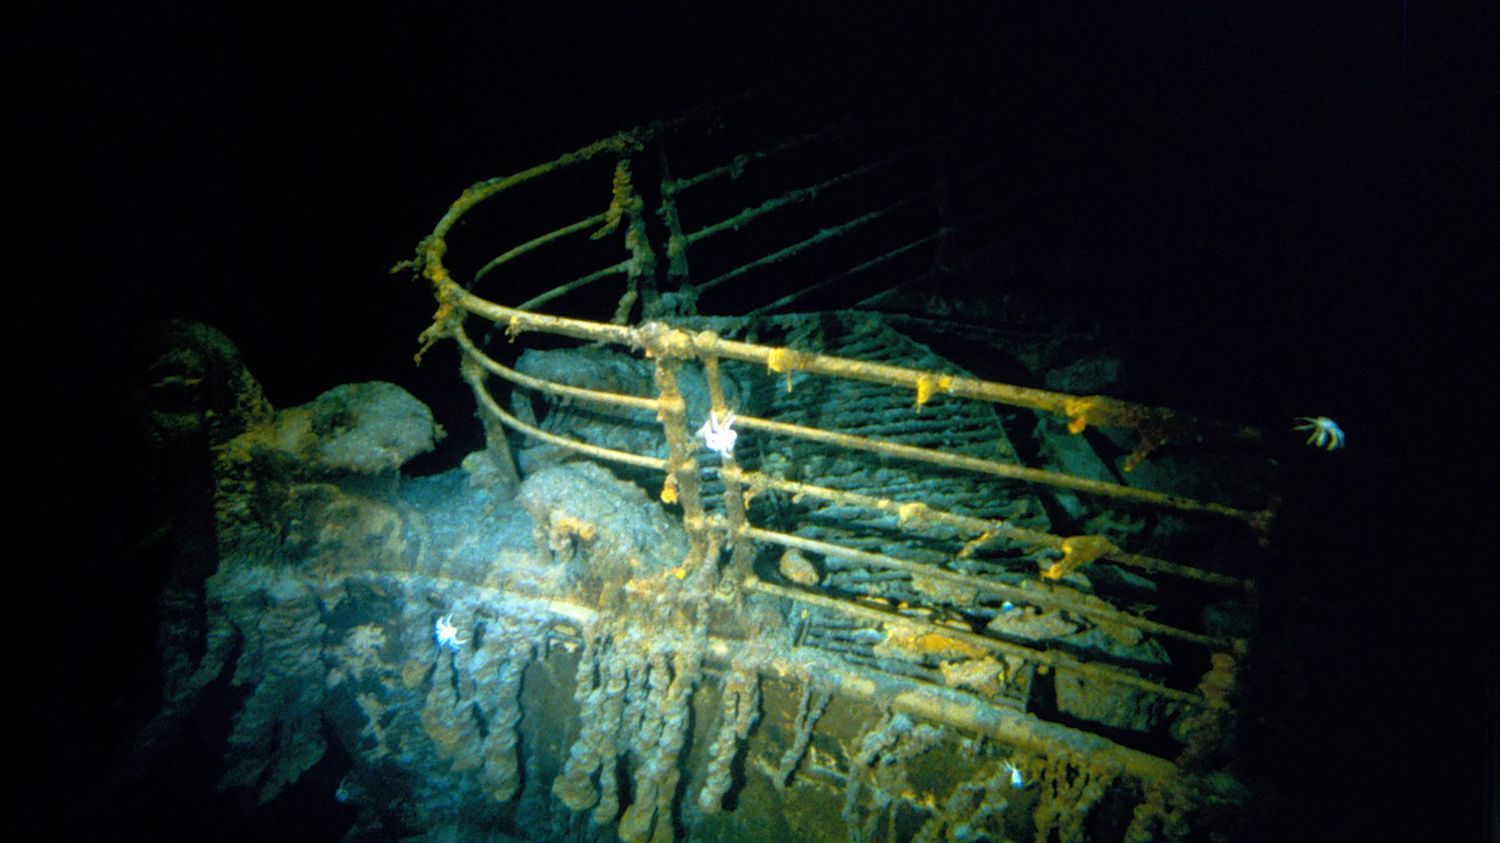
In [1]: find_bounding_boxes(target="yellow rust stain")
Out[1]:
[879,624,989,661]
[957,530,995,559]
[766,347,809,393]
[896,501,929,526]
[1063,396,1097,434]
[766,347,797,373]
[1041,534,1116,580]
[939,657,1006,695]
[913,374,953,412]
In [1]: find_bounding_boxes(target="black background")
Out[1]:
[17,2,1494,840]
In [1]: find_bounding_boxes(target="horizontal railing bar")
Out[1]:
[474,211,611,283]
[715,336,1081,415]
[729,411,1257,523]
[685,154,903,244]
[667,120,848,193]
[697,192,931,293]
[456,326,659,414]
[741,525,1229,650]
[440,287,1270,528]
[462,353,668,472]
[514,259,631,312]
[706,633,1181,782]
[456,286,640,346]
[744,576,1216,708]
[746,228,949,317]
[727,468,1251,592]
[431,128,657,241]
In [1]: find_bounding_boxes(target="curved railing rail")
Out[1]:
[396,111,1275,781]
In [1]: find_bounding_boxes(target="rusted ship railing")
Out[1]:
[397,111,1274,807]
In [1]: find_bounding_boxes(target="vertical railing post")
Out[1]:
[653,145,699,318]
[601,155,659,325]
[642,324,715,588]
[698,340,754,590]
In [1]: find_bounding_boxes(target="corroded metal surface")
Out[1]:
[138,109,1277,841]
[388,109,1273,839]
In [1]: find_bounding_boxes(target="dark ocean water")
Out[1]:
[22,3,1491,839]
